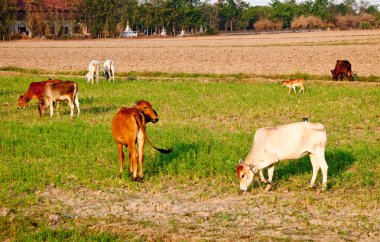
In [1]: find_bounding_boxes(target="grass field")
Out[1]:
[0,72,379,240]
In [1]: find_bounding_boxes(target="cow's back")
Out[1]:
[111,107,140,145]
[335,60,352,71]
[45,81,77,96]
[252,122,326,161]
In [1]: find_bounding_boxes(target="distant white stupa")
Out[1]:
[121,21,137,37]
[160,27,167,36]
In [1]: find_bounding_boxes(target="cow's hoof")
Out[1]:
[308,184,317,190]
[321,184,328,192]
[264,184,272,192]
[133,177,143,182]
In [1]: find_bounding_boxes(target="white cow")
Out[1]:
[103,59,115,82]
[236,120,328,192]
[85,60,100,85]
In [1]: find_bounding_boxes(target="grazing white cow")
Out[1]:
[236,120,328,192]
[85,60,100,85]
[103,59,115,82]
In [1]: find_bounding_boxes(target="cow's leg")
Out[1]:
[264,165,275,192]
[292,86,296,94]
[49,100,54,118]
[318,152,329,191]
[309,153,320,188]
[348,72,353,81]
[68,100,75,119]
[288,88,291,95]
[126,134,139,180]
[74,94,80,116]
[129,147,138,180]
[259,170,267,183]
[117,143,124,178]
[137,129,145,180]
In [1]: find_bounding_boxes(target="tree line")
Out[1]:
[0,0,379,39]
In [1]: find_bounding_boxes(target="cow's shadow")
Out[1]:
[79,105,118,115]
[145,143,199,177]
[270,149,355,188]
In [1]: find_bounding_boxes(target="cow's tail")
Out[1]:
[73,82,80,115]
[73,82,79,102]
[133,113,172,153]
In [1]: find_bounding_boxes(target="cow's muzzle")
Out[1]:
[151,118,159,123]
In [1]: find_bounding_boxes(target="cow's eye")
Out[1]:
[241,174,245,178]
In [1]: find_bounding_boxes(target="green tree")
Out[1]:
[0,0,16,40]
[271,0,298,29]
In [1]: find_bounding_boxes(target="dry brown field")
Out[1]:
[1,29,380,76]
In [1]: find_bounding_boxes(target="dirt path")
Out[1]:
[1,30,380,76]
[25,186,379,241]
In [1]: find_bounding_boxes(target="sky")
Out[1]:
[241,0,380,7]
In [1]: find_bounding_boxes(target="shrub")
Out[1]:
[360,21,372,29]
[291,15,325,29]
[291,16,308,29]
[206,28,218,35]
[253,18,282,31]
[335,14,376,29]
[306,16,324,28]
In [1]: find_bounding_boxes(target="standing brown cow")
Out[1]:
[38,81,80,119]
[18,79,61,109]
[111,100,172,180]
[331,60,354,81]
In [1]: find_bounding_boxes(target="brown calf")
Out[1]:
[18,79,61,109]
[281,78,305,94]
[38,81,80,119]
[111,100,172,180]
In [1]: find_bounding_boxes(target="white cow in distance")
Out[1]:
[85,60,100,85]
[103,59,115,82]
[237,120,328,193]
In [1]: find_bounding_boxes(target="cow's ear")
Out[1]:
[239,158,245,165]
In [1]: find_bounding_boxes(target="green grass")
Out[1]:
[1,66,380,82]
[0,74,379,239]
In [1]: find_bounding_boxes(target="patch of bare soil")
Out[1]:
[26,186,380,241]
[1,30,380,76]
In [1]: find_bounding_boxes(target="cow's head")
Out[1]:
[134,100,158,123]
[331,69,339,81]
[236,159,256,192]
[84,73,91,83]
[18,95,27,109]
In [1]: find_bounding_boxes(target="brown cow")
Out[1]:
[111,100,172,180]
[18,79,61,109]
[38,81,80,119]
[331,60,354,81]
[281,78,305,94]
